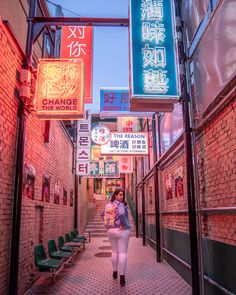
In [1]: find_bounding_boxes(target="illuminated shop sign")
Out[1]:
[100,88,153,117]
[61,26,93,103]
[102,161,120,178]
[119,156,134,173]
[130,0,179,101]
[117,117,138,132]
[36,59,84,119]
[89,161,101,177]
[91,125,111,145]
[101,132,149,155]
[100,89,129,113]
[76,110,91,176]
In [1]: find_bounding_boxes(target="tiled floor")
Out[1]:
[25,237,191,295]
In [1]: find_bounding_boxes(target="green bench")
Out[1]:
[58,235,81,262]
[48,239,72,261]
[58,236,73,252]
[74,228,91,242]
[34,244,64,283]
[65,232,85,250]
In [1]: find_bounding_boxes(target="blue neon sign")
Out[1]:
[130,0,179,100]
[100,89,130,113]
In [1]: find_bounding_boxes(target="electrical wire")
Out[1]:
[46,0,82,17]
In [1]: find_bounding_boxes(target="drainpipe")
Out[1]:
[134,158,139,238]
[8,1,37,294]
[141,158,146,246]
[152,113,161,262]
[175,1,200,294]
[157,114,162,158]
[74,121,78,229]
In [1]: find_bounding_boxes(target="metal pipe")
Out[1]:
[73,121,78,229]
[191,94,205,295]
[74,175,78,229]
[8,102,26,295]
[175,1,200,294]
[134,158,139,238]
[32,16,129,27]
[8,1,37,294]
[144,207,236,215]
[147,118,151,170]
[201,207,236,213]
[157,114,162,158]
[141,160,146,246]
[152,113,161,262]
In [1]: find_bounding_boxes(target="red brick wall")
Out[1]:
[157,149,189,233]
[141,97,235,246]
[0,21,77,295]
[0,21,22,295]
[197,98,236,245]
[18,118,75,294]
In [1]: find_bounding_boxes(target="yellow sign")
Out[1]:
[36,59,84,119]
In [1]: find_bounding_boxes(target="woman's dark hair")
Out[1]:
[111,188,126,203]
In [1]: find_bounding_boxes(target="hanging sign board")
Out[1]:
[88,161,102,177]
[61,26,93,103]
[119,156,134,173]
[76,109,91,176]
[102,161,120,178]
[91,125,111,145]
[101,132,149,155]
[100,88,153,118]
[117,117,138,132]
[129,0,179,105]
[36,59,84,119]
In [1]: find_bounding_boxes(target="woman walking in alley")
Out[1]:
[102,189,131,286]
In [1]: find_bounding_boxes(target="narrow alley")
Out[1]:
[25,237,191,295]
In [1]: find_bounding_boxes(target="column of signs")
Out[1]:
[76,110,91,176]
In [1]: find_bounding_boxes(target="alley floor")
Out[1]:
[25,237,192,295]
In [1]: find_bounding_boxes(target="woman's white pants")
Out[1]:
[107,228,130,275]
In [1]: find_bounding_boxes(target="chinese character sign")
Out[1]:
[119,156,133,173]
[91,125,110,145]
[61,26,93,103]
[101,132,149,155]
[130,0,179,100]
[117,117,138,132]
[103,161,120,178]
[36,59,84,119]
[100,89,130,113]
[89,161,101,177]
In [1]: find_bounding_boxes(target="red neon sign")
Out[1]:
[61,26,93,104]
[36,59,84,119]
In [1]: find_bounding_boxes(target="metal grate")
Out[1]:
[99,246,112,250]
[94,252,111,258]
[102,239,110,243]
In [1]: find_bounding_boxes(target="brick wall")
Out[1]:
[0,20,77,295]
[18,118,75,294]
[158,148,189,234]
[197,98,236,245]
[0,21,22,295]
[138,97,235,246]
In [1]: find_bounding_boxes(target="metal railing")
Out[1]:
[125,189,136,225]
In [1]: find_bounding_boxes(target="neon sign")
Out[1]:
[130,0,179,101]
[91,125,110,145]
[101,132,149,155]
[61,26,93,103]
[36,59,84,119]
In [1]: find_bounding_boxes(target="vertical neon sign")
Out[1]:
[130,0,179,101]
